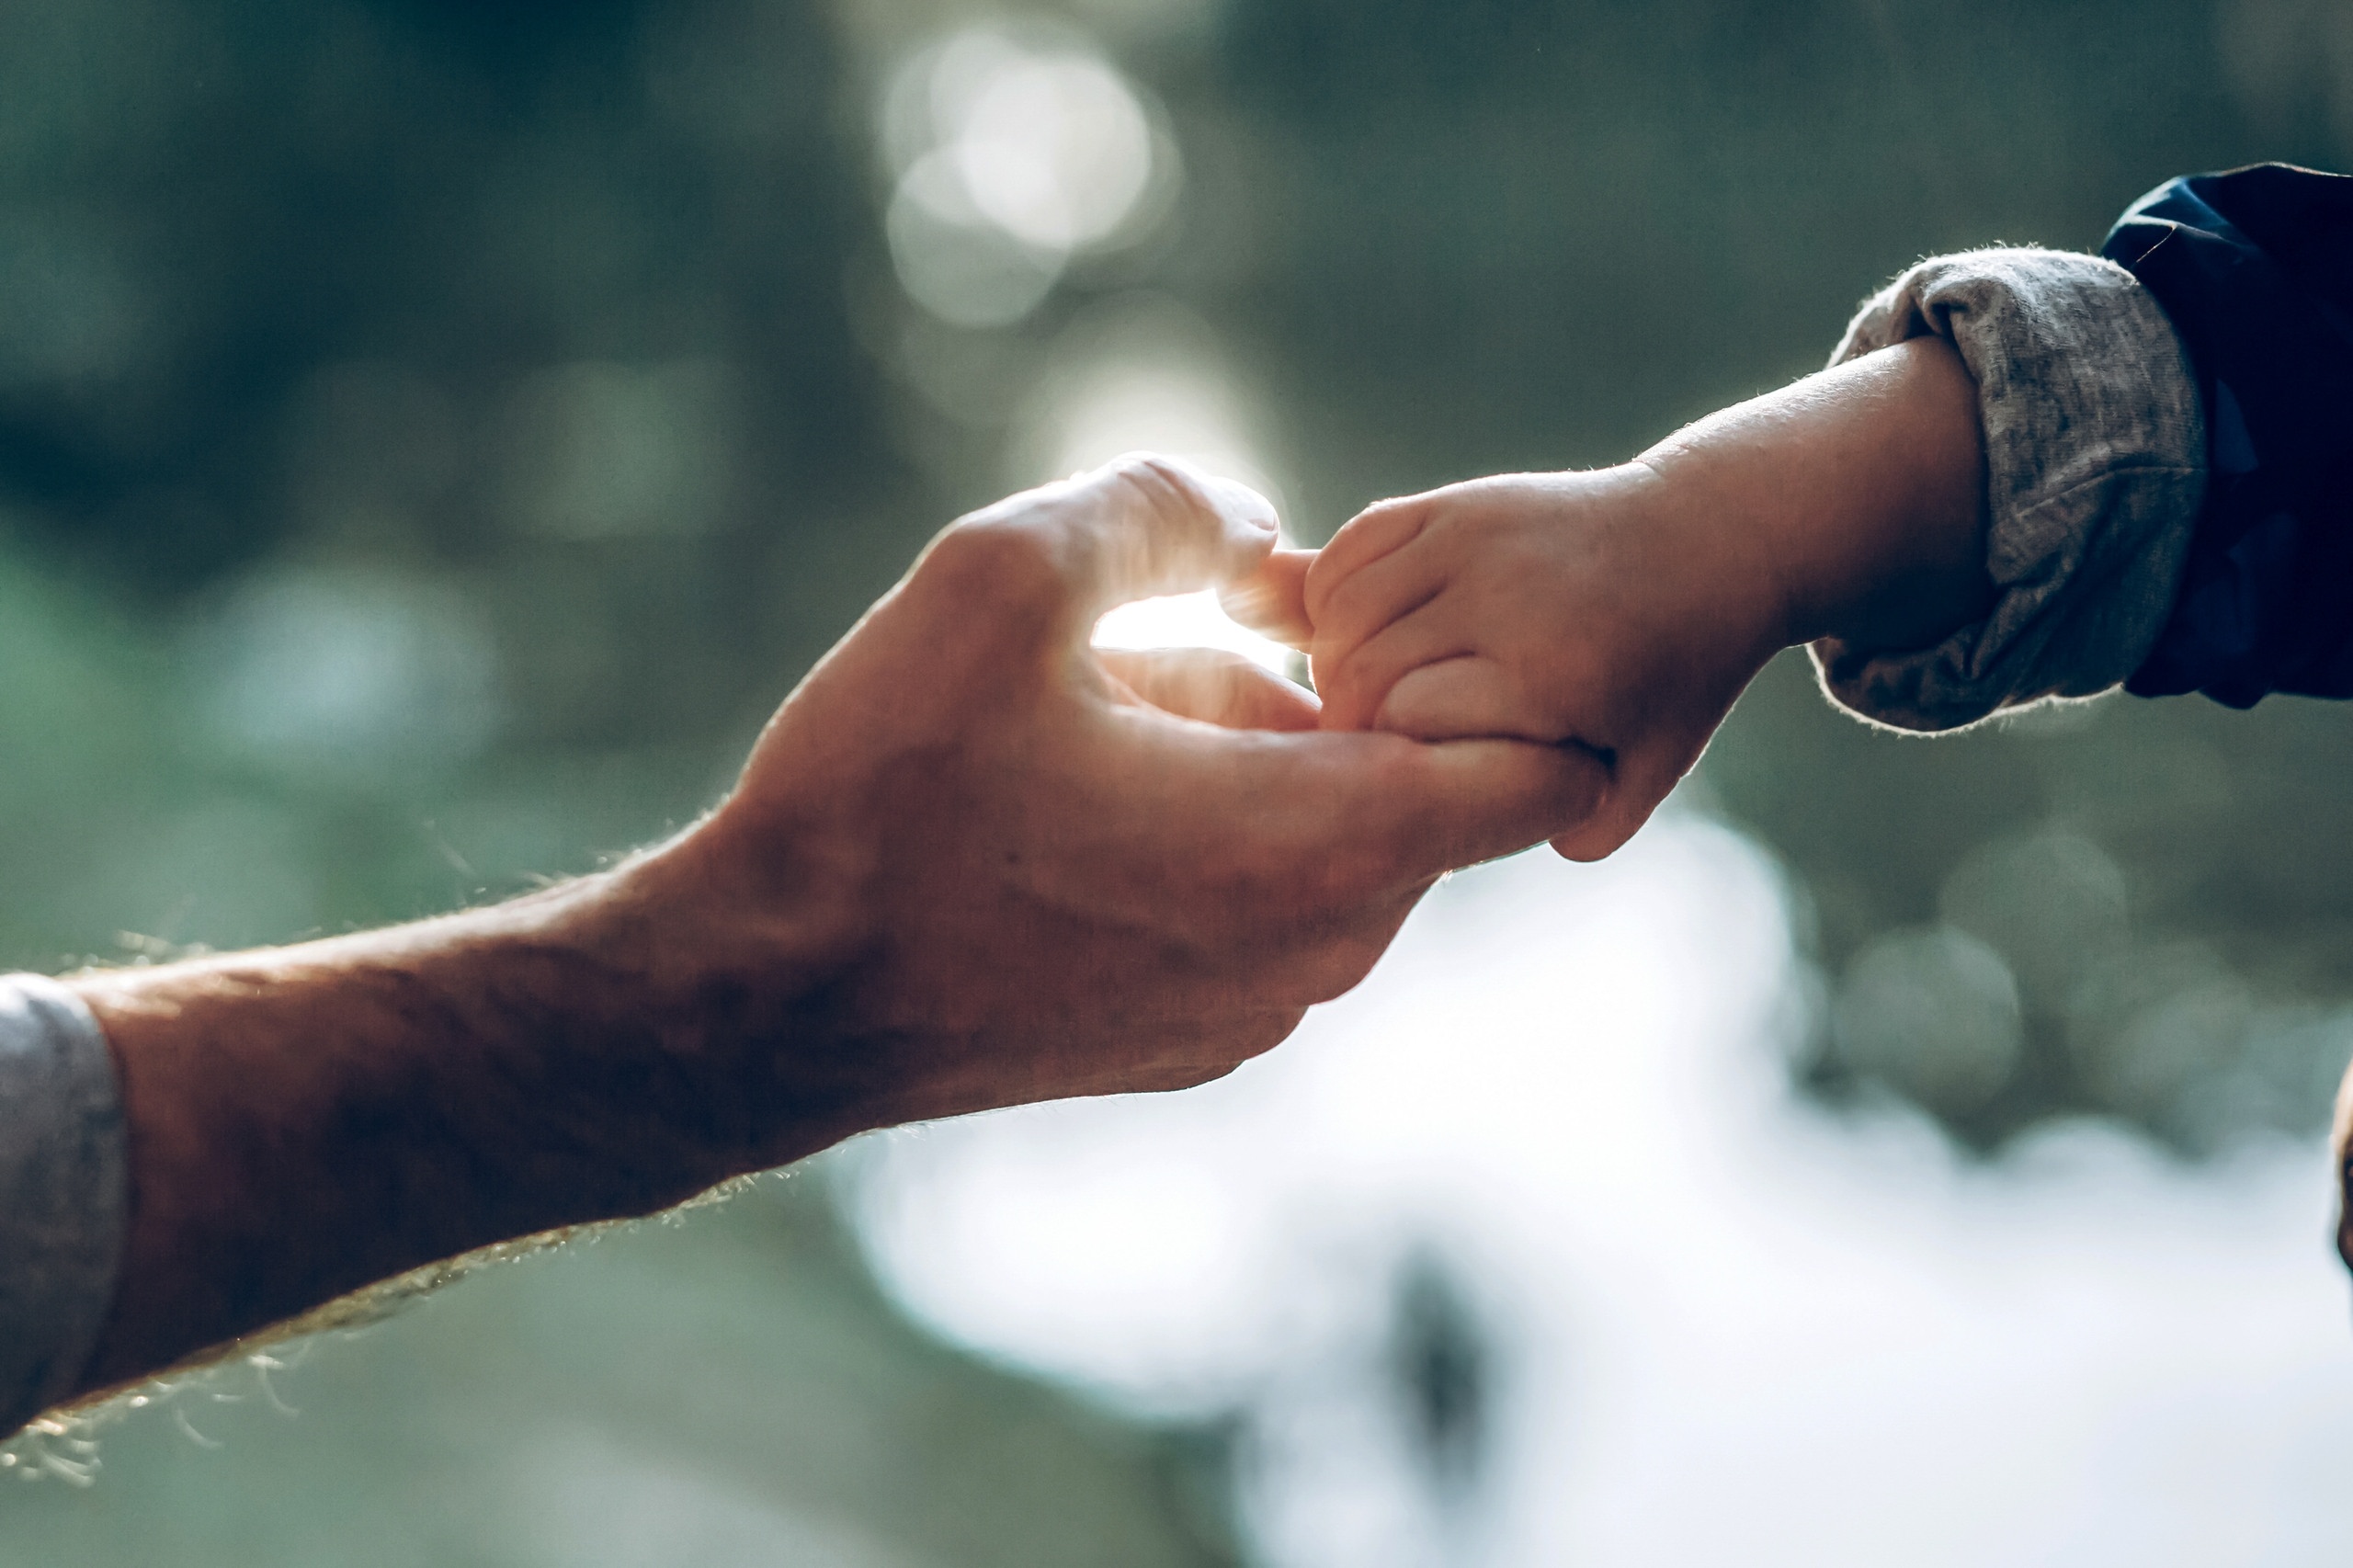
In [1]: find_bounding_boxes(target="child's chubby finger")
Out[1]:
[1314,603,1475,732]
[1216,548,1316,650]
[1308,543,1468,677]
[1549,744,1693,862]
[1302,494,1437,625]
[1303,532,1452,676]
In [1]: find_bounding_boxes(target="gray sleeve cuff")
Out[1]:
[0,975,126,1437]
[1809,247,2208,732]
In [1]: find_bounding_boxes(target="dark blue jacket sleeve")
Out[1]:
[2101,164,2353,706]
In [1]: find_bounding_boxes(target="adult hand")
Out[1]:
[646,452,1606,1134]
[69,454,1604,1394]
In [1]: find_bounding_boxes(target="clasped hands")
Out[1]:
[68,336,2353,1410]
[667,335,1994,1153]
[43,337,2081,1395]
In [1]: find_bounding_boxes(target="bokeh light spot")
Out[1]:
[881,28,1167,327]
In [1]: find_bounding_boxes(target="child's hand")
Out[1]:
[1221,340,1994,862]
[1293,466,1790,860]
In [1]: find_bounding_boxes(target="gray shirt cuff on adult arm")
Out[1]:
[1811,247,2208,732]
[0,975,126,1438]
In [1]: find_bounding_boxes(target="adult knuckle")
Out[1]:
[926,516,1068,608]
[1083,454,1200,536]
[1108,452,1199,509]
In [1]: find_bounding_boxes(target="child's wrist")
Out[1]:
[1634,339,1992,658]
[1611,448,1807,671]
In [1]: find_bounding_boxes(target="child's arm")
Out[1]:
[1231,336,1993,860]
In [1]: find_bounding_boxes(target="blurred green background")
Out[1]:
[3,0,2350,1561]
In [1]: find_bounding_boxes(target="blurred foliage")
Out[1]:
[0,0,937,971]
[5,0,2353,1557]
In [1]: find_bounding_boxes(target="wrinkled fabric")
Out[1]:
[2104,164,2353,707]
[0,975,124,1437]
[1813,247,2208,732]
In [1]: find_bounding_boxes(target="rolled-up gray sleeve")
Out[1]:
[1812,247,2208,732]
[1,975,126,1437]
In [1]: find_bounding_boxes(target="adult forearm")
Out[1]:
[64,846,847,1394]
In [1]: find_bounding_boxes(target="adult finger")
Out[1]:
[1097,647,1322,732]
[1373,655,1533,742]
[1377,660,1647,858]
[1287,731,1608,892]
[1218,550,1316,649]
[1377,736,1608,881]
[963,454,1279,640]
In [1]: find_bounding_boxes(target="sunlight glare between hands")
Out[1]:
[1093,588,1293,675]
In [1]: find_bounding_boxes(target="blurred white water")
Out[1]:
[848,814,2353,1567]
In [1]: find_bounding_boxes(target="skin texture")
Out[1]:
[62,455,1605,1400]
[1227,334,2353,1270]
